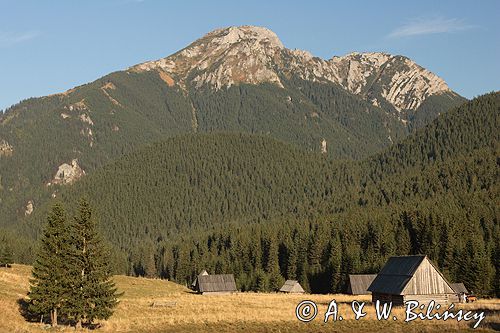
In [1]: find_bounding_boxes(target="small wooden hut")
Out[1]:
[347,274,377,295]
[190,269,209,290]
[368,255,458,305]
[451,283,469,294]
[451,283,469,303]
[279,280,305,293]
[195,274,237,295]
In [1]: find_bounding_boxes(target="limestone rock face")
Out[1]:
[25,200,34,216]
[79,113,94,126]
[134,26,285,89]
[132,26,452,113]
[51,159,86,185]
[0,140,13,156]
[321,139,327,154]
[328,53,451,111]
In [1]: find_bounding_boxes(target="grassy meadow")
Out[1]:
[0,264,498,332]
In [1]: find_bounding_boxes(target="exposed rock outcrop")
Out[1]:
[50,159,86,185]
[67,99,88,112]
[101,82,122,107]
[79,113,94,126]
[25,200,34,216]
[0,140,13,156]
[321,139,327,154]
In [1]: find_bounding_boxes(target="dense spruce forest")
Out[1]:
[0,69,463,228]
[3,92,496,297]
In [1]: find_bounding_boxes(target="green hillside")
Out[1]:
[4,92,496,296]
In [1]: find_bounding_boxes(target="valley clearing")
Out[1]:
[1,265,498,332]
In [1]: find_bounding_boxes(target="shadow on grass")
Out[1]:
[17,298,102,329]
[17,298,42,323]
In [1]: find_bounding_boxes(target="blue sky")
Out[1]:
[1,0,499,111]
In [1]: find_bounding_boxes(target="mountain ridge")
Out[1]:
[131,25,458,115]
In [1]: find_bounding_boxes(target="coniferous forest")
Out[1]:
[1,92,497,297]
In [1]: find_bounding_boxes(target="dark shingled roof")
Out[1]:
[368,255,426,295]
[451,283,469,294]
[197,274,237,293]
[348,274,377,295]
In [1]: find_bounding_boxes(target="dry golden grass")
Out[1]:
[0,264,498,332]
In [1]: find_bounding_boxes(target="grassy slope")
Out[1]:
[1,265,498,332]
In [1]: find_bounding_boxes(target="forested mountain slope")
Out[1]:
[4,92,496,296]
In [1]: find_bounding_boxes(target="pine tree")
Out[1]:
[0,241,13,267]
[395,219,411,255]
[328,232,342,293]
[254,269,269,292]
[285,240,297,280]
[143,252,157,278]
[268,270,285,292]
[28,203,72,327]
[264,235,280,274]
[67,199,120,328]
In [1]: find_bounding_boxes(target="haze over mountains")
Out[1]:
[0,26,497,295]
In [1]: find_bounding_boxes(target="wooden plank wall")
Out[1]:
[372,293,405,306]
[403,259,455,294]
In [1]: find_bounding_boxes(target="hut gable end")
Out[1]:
[402,258,455,295]
[280,280,305,293]
[348,274,377,295]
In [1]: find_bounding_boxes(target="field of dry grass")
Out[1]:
[0,264,498,332]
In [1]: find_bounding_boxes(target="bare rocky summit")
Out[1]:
[132,25,454,113]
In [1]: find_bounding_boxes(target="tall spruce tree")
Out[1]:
[0,241,13,267]
[328,231,342,293]
[28,203,72,327]
[67,199,120,328]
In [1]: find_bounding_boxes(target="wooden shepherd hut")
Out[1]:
[190,269,209,290]
[368,255,458,305]
[451,283,469,303]
[279,280,305,293]
[347,274,377,295]
[195,274,237,295]
[451,283,469,295]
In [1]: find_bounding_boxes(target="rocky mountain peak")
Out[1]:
[132,26,454,113]
[133,25,284,89]
[203,26,284,50]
